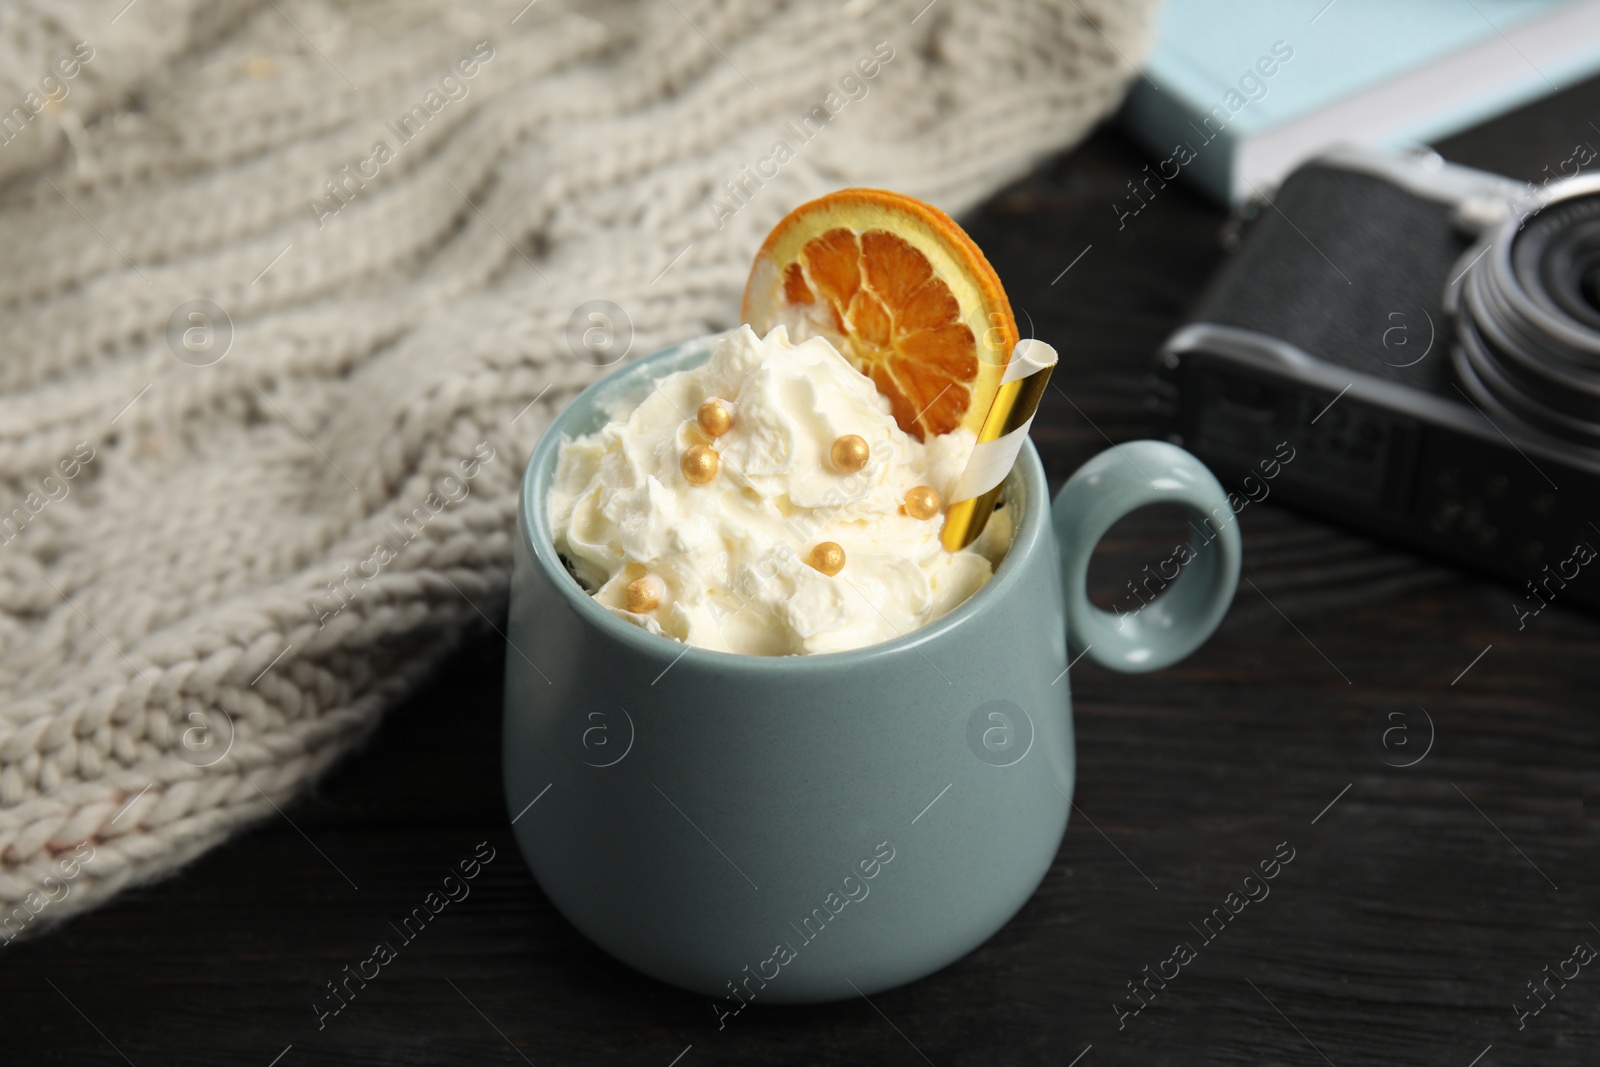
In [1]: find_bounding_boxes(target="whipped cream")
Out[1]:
[547,325,1011,655]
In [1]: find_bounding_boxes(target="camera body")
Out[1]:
[1159,147,1600,613]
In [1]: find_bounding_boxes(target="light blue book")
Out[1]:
[1122,0,1600,203]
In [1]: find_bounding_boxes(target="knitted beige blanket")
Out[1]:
[0,0,1155,934]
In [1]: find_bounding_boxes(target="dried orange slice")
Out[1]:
[742,189,1017,441]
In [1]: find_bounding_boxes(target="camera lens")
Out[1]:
[1580,263,1600,318]
[1534,204,1600,331]
[1449,182,1600,450]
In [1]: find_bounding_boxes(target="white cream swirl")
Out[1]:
[547,324,1010,655]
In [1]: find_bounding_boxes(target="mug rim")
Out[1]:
[519,333,1053,672]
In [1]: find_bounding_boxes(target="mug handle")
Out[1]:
[1050,440,1241,673]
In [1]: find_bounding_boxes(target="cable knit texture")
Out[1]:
[0,0,1157,932]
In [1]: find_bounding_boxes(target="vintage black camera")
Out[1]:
[1159,147,1600,613]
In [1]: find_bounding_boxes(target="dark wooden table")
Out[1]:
[7,84,1599,1067]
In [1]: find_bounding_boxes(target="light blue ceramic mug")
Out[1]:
[504,335,1240,1005]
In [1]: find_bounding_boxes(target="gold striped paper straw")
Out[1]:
[940,339,1059,551]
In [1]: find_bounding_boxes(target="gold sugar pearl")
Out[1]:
[904,485,943,520]
[808,541,846,576]
[830,434,870,473]
[681,443,719,484]
[623,576,662,614]
[697,398,733,437]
